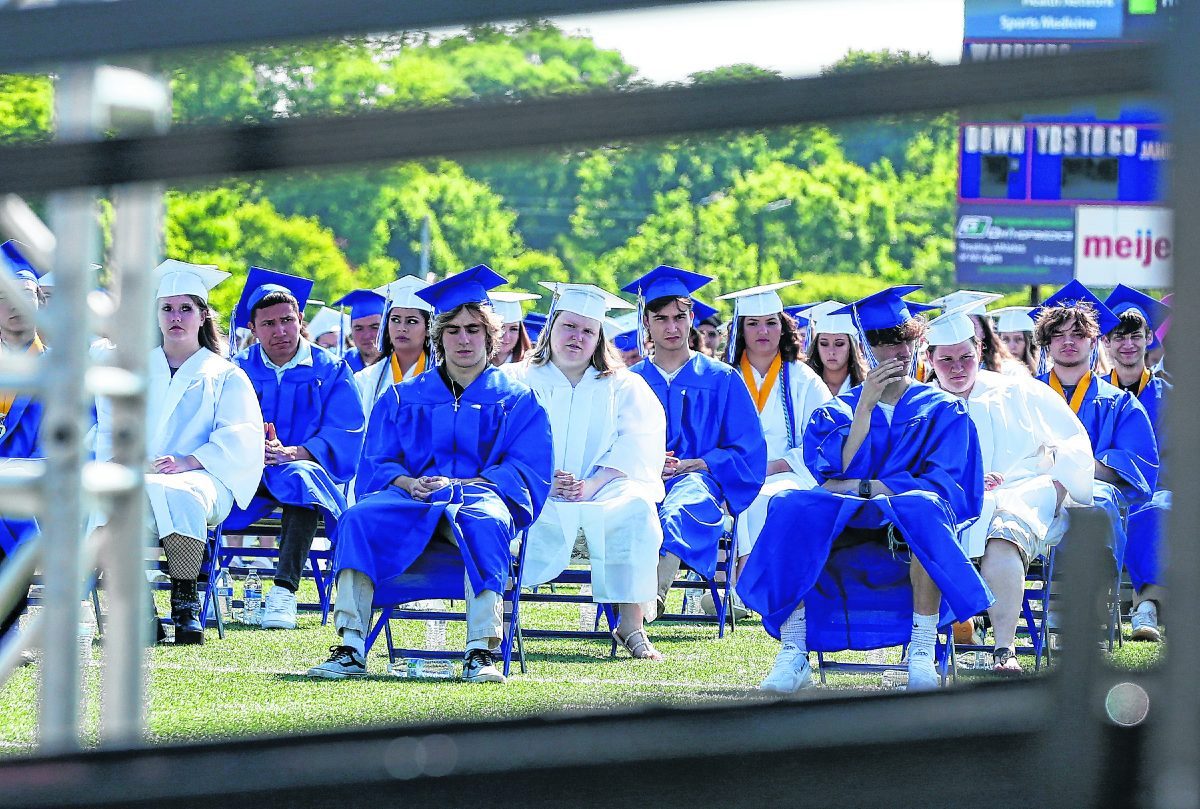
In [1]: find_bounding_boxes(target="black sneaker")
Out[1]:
[462,649,506,684]
[306,645,367,679]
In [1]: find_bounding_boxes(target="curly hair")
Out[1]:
[1034,303,1100,348]
[727,313,805,365]
[865,317,926,347]
[429,302,503,362]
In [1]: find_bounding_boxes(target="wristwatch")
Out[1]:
[858,479,872,498]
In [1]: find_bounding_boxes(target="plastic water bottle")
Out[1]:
[242,570,262,626]
[214,569,234,623]
[578,583,597,632]
[77,600,96,667]
[425,617,447,651]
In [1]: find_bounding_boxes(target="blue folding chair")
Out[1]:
[208,511,337,624]
[815,632,956,687]
[953,553,1052,673]
[517,564,621,657]
[362,533,527,678]
[654,513,739,638]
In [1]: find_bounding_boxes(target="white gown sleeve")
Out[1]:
[189,365,265,509]
[784,362,832,482]
[593,372,667,502]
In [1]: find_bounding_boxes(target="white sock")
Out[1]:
[909,612,937,659]
[341,629,366,657]
[781,605,807,655]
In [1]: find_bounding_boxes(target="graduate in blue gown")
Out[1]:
[0,253,46,641]
[1101,285,1171,641]
[227,268,365,630]
[333,289,386,373]
[622,266,766,618]
[308,265,552,683]
[1031,282,1159,598]
[739,285,992,693]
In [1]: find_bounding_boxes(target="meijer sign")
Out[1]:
[1074,205,1172,287]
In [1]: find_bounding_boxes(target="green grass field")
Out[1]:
[0,581,1164,754]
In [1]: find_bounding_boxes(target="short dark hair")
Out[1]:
[865,317,925,347]
[1034,304,1099,347]
[645,295,694,316]
[1106,309,1151,340]
[250,290,299,325]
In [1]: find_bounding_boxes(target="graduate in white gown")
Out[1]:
[489,291,540,366]
[354,276,434,426]
[924,303,1092,673]
[800,301,867,397]
[506,283,668,660]
[715,282,831,575]
[96,260,263,644]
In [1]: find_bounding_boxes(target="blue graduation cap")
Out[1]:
[234,266,314,332]
[333,289,387,322]
[832,285,934,331]
[524,312,547,344]
[1034,279,1120,335]
[620,265,712,301]
[1,240,41,282]
[783,305,811,327]
[691,299,719,323]
[613,329,639,352]
[416,264,508,315]
[1103,284,1170,334]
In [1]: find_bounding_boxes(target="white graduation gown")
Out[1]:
[507,360,666,603]
[137,347,264,540]
[736,359,832,556]
[354,353,424,429]
[948,371,1093,559]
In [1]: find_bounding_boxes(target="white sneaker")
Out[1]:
[1130,601,1162,642]
[262,586,298,630]
[759,644,814,694]
[906,649,940,691]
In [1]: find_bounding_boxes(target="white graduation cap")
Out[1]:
[538,282,633,322]
[926,289,1001,317]
[489,290,541,324]
[991,305,1036,333]
[803,300,857,337]
[611,311,640,334]
[153,259,230,302]
[375,275,433,314]
[307,306,350,339]
[715,280,801,317]
[926,299,993,347]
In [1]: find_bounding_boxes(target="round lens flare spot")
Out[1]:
[1105,682,1150,727]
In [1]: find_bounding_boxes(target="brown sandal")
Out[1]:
[613,627,664,661]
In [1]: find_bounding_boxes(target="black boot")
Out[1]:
[170,579,204,645]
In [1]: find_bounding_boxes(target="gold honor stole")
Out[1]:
[0,336,44,437]
[740,353,781,413]
[390,351,427,384]
[1049,370,1092,415]
[1110,369,1151,397]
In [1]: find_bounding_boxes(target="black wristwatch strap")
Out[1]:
[858,479,872,498]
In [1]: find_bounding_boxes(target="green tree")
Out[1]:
[0,74,52,144]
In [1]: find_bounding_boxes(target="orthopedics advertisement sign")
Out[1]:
[956,203,1076,285]
[1074,205,1173,287]
[964,0,1125,41]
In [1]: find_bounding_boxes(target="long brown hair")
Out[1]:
[727,313,804,366]
[429,302,502,363]
[529,309,622,377]
[973,314,1017,373]
[806,331,867,388]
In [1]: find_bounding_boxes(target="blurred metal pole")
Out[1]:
[1155,0,1200,806]
[98,183,158,744]
[37,63,99,753]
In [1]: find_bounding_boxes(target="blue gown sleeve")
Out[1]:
[1098,393,1159,505]
[878,398,984,528]
[301,359,366,484]
[698,372,767,515]
[803,397,857,483]
[354,388,414,499]
[478,390,553,530]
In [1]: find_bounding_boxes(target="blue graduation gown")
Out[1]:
[0,394,42,556]
[631,353,766,578]
[739,383,993,650]
[334,365,552,595]
[1037,372,1158,572]
[225,344,365,534]
[345,349,366,374]
[1126,376,1171,591]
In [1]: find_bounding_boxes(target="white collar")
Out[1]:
[262,339,313,374]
